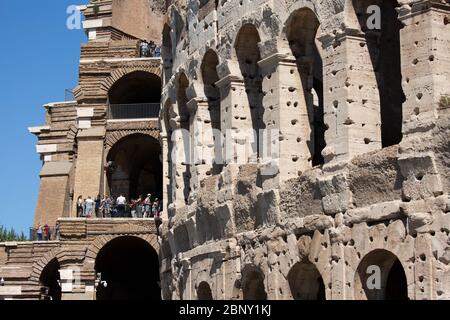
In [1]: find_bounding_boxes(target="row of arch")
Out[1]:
[195,249,408,300]
[163,1,405,204]
[36,239,408,300]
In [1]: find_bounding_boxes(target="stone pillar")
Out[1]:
[189,97,217,192]
[161,133,170,220]
[34,162,73,227]
[170,118,191,208]
[398,0,450,136]
[320,32,382,165]
[258,53,315,186]
[216,67,257,167]
[71,127,105,216]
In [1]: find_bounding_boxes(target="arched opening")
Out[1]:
[106,134,162,203]
[176,74,192,204]
[354,249,408,300]
[201,49,223,175]
[39,258,61,301]
[235,24,264,161]
[197,281,213,300]
[162,24,173,82]
[242,266,267,300]
[352,0,405,147]
[285,9,326,166]
[108,71,162,119]
[288,260,326,300]
[95,236,160,300]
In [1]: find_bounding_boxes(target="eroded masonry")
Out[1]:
[1,0,450,300]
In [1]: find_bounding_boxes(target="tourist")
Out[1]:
[104,196,113,218]
[37,224,43,241]
[136,195,143,219]
[139,40,150,57]
[43,224,50,241]
[116,194,127,217]
[95,195,101,218]
[144,194,152,218]
[152,199,160,218]
[84,196,95,218]
[76,196,84,218]
[130,198,137,218]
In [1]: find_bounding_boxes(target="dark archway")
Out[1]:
[242,266,267,300]
[177,73,192,204]
[354,249,408,300]
[236,24,264,160]
[95,236,160,300]
[108,71,162,119]
[162,24,173,81]
[285,8,325,166]
[39,258,61,301]
[352,0,405,147]
[197,281,213,300]
[201,49,223,175]
[107,133,162,202]
[288,260,326,300]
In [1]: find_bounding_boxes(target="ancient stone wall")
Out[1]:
[159,0,450,300]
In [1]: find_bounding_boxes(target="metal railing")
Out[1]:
[107,103,161,120]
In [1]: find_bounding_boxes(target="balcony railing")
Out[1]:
[108,103,161,120]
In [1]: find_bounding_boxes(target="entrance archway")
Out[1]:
[242,266,267,300]
[39,258,61,301]
[106,133,162,201]
[288,260,326,300]
[95,236,161,300]
[354,249,408,300]
[197,281,213,300]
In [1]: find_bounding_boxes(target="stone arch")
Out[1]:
[235,23,264,161]
[200,49,223,175]
[92,235,161,300]
[241,265,267,300]
[174,72,192,205]
[347,0,405,147]
[105,129,161,153]
[279,7,326,167]
[84,233,160,270]
[197,281,214,300]
[30,247,63,285]
[105,133,162,201]
[354,249,409,300]
[100,66,162,96]
[288,259,326,300]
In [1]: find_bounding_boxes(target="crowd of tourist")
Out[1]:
[139,40,161,58]
[35,223,59,241]
[76,194,162,219]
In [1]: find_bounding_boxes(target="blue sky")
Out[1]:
[0,1,88,234]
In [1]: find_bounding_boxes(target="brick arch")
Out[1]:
[30,247,63,285]
[83,234,160,270]
[105,130,161,152]
[100,66,162,95]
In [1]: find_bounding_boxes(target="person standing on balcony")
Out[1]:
[84,197,95,218]
[104,196,113,218]
[144,194,152,218]
[130,198,137,218]
[116,194,127,218]
[136,195,143,219]
[139,40,150,57]
[44,224,50,241]
[76,196,84,218]
[152,199,160,218]
[37,224,43,241]
[95,195,101,218]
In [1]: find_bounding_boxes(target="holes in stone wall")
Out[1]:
[353,0,405,148]
[285,8,325,166]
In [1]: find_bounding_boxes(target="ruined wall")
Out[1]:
[112,0,166,43]
[160,0,450,300]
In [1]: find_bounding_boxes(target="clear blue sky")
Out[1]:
[0,1,88,234]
